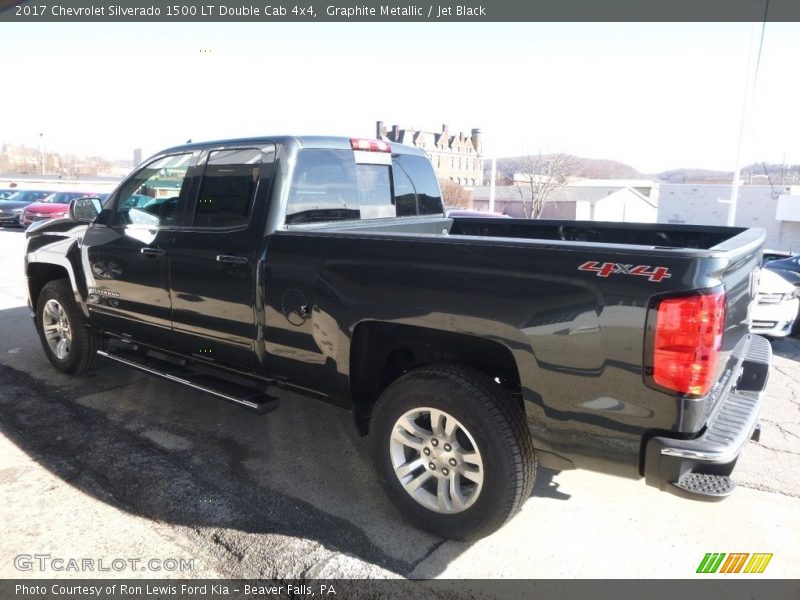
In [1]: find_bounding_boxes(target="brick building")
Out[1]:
[376,121,483,187]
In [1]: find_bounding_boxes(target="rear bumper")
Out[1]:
[643,334,771,500]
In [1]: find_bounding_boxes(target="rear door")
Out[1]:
[169,144,275,369]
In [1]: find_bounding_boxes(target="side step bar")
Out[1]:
[97,348,280,415]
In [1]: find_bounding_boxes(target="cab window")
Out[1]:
[193,148,262,228]
[115,154,192,227]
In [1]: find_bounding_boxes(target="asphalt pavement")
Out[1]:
[0,226,798,579]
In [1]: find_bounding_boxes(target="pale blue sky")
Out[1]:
[2,22,798,172]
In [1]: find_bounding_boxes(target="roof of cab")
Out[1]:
[159,135,428,157]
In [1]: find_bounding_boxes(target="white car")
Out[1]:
[750,269,799,338]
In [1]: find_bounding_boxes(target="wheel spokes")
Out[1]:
[449,476,467,511]
[436,477,453,512]
[402,470,433,494]
[394,457,426,480]
[389,406,485,515]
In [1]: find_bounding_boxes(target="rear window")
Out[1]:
[392,154,444,216]
[285,149,443,225]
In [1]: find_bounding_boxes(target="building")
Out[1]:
[658,184,800,251]
[377,121,483,187]
[472,179,659,222]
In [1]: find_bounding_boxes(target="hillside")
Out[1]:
[483,155,645,183]
[658,162,800,185]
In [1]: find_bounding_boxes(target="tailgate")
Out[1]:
[709,232,764,410]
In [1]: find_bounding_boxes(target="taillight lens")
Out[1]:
[653,290,726,396]
[350,138,391,152]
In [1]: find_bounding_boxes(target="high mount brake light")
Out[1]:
[653,290,726,396]
[350,138,391,153]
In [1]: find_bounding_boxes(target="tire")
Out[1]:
[35,279,101,374]
[370,364,536,540]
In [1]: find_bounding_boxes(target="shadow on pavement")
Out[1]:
[770,336,800,362]
[0,306,490,577]
[531,468,571,500]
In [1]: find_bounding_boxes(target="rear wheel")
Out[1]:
[36,279,101,374]
[370,365,535,540]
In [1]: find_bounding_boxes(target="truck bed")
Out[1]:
[288,215,759,254]
[270,216,764,478]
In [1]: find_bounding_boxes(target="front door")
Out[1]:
[169,144,275,369]
[82,153,195,346]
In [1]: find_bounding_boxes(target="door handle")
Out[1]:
[216,254,249,265]
[140,247,165,257]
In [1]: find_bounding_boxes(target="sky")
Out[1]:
[1,22,799,173]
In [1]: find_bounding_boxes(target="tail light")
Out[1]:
[350,138,391,152]
[653,290,726,396]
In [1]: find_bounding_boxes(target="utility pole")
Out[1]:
[780,153,786,187]
[488,95,497,213]
[726,22,759,227]
[39,132,45,175]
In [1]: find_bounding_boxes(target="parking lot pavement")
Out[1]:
[1,227,799,579]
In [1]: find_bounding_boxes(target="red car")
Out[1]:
[20,192,97,226]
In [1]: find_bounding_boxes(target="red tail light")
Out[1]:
[350,138,391,152]
[653,290,726,396]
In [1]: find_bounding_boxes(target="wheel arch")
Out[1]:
[350,321,522,434]
[27,259,85,317]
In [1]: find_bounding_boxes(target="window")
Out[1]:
[286,149,364,224]
[393,154,444,216]
[285,149,443,225]
[393,161,418,217]
[194,148,261,228]
[116,154,192,227]
[356,164,394,219]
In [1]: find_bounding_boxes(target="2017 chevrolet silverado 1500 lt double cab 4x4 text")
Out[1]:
[24,136,771,539]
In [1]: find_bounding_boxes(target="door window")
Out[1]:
[115,154,193,227]
[193,148,262,228]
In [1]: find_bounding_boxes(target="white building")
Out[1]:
[657,184,800,252]
[472,179,659,222]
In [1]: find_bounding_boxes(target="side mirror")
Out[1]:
[70,197,102,223]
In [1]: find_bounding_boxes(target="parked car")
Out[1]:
[0,189,18,200]
[24,136,771,540]
[760,249,793,266]
[764,253,800,282]
[750,269,799,339]
[762,254,800,335]
[0,190,54,226]
[20,192,99,226]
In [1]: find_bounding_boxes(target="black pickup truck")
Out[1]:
[24,136,771,540]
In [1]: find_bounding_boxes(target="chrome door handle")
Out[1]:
[140,247,165,257]
[216,254,249,265]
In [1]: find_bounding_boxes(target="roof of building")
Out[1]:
[473,183,658,208]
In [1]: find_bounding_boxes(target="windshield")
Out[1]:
[4,191,50,203]
[41,192,92,204]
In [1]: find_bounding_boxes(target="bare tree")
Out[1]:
[515,152,574,218]
[439,179,473,209]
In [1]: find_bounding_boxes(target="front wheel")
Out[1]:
[370,365,536,540]
[36,279,101,374]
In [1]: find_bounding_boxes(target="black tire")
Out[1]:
[35,279,101,374]
[370,364,536,540]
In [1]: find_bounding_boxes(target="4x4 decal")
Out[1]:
[578,261,672,282]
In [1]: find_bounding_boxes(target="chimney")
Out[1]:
[392,124,400,140]
[376,121,387,138]
[471,128,482,154]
